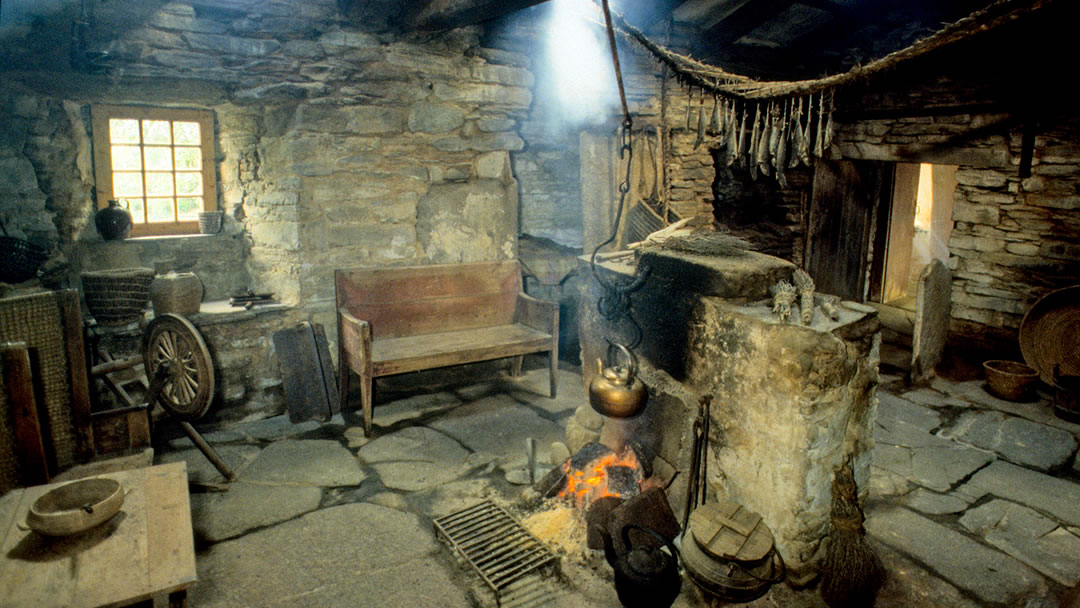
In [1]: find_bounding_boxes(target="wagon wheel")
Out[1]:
[142,313,215,420]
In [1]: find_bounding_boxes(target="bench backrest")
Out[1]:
[335,261,523,338]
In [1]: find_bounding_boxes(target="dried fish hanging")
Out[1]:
[695,89,706,148]
[774,99,790,188]
[710,94,721,136]
[749,103,761,179]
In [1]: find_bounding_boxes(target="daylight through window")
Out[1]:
[91,105,217,237]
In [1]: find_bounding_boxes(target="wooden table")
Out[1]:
[0,463,196,608]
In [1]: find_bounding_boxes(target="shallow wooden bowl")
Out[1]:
[25,478,124,536]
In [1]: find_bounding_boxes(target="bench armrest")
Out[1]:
[337,308,372,373]
[514,294,558,335]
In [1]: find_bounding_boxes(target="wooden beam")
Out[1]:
[704,0,799,45]
[406,0,551,31]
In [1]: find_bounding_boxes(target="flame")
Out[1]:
[559,448,643,509]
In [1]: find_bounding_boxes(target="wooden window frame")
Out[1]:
[91,104,218,237]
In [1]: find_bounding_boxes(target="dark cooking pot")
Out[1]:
[595,523,681,608]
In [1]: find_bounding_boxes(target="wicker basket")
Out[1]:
[0,235,49,283]
[81,268,154,326]
[983,360,1039,401]
[150,272,203,315]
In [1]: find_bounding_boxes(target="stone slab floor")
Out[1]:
[152,363,1080,608]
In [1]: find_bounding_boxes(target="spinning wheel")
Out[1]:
[141,314,214,420]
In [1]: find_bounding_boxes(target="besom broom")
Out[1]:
[820,456,886,608]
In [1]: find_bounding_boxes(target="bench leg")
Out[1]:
[549,349,558,398]
[510,355,524,377]
[361,374,373,437]
[339,366,351,413]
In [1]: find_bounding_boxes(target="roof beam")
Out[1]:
[704,0,800,45]
[404,0,551,31]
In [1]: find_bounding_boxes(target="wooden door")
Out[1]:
[805,159,886,301]
[881,163,921,302]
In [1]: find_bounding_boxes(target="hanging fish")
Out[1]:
[768,103,781,168]
[814,90,825,158]
[801,95,812,166]
[710,94,721,136]
[749,103,762,178]
[775,100,790,188]
[823,89,835,150]
[736,102,749,164]
[686,88,694,132]
[756,102,772,178]
[788,97,804,169]
[725,101,739,166]
[695,90,706,149]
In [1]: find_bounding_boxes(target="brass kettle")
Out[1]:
[589,343,647,418]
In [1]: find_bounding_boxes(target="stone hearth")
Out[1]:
[576,249,880,581]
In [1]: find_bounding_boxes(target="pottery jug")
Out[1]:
[95,200,133,241]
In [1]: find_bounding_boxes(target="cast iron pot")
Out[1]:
[596,523,681,608]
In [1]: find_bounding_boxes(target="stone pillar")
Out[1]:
[684,297,880,582]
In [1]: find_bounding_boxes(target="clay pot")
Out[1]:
[94,200,133,241]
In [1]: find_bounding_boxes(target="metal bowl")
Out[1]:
[25,478,124,536]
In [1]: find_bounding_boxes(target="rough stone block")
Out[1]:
[183,32,280,56]
[407,102,465,133]
[960,499,1080,586]
[957,461,1080,526]
[955,169,1009,188]
[952,200,1000,225]
[866,505,1043,604]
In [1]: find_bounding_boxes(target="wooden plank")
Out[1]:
[145,462,197,597]
[74,468,150,608]
[0,464,195,608]
[882,163,920,303]
[404,0,549,30]
[345,293,520,339]
[805,159,883,301]
[372,325,553,376]
[59,290,95,460]
[336,262,521,307]
[1,342,49,486]
[272,322,338,422]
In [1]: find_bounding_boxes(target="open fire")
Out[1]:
[557,444,644,509]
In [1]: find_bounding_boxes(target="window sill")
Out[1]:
[123,232,228,243]
[189,300,292,326]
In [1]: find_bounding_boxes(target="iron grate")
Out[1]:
[433,501,558,604]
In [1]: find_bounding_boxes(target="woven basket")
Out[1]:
[81,268,154,326]
[150,272,203,315]
[0,236,48,283]
[983,360,1039,401]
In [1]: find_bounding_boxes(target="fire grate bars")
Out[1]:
[433,501,559,605]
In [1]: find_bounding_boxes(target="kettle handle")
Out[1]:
[606,342,638,383]
[619,523,680,568]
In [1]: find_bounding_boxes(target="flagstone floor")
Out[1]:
[153,362,1080,608]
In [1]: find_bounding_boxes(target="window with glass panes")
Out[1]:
[91,105,217,237]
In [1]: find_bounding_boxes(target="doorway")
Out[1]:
[870,162,958,308]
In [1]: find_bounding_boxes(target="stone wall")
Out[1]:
[835,111,1080,339]
[1,0,533,419]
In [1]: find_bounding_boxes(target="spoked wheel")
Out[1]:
[142,313,215,420]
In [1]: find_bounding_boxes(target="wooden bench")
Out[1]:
[335,261,559,436]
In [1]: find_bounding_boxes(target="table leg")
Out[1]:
[169,590,188,608]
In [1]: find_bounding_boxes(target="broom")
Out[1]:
[820,455,886,608]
